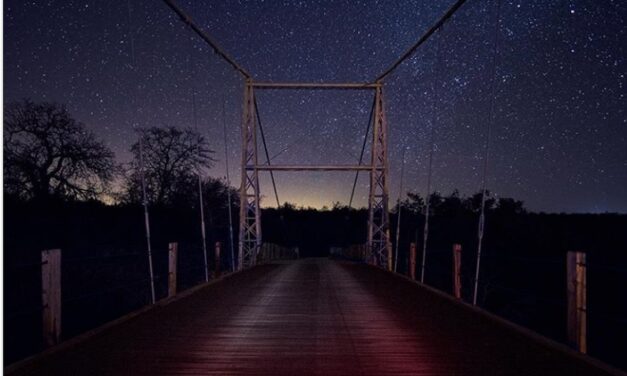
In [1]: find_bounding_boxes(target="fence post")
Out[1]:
[453,244,462,299]
[409,243,416,280]
[42,248,61,347]
[168,242,178,298]
[567,251,587,354]
[215,242,222,277]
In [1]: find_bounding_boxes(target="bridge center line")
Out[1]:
[218,262,302,370]
[321,260,366,376]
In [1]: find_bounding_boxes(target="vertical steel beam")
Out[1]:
[238,81,261,270]
[367,84,392,270]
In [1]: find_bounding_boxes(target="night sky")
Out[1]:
[4,0,626,212]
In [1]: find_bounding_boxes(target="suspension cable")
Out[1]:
[394,147,407,272]
[128,0,156,304]
[253,96,290,246]
[375,0,467,82]
[421,27,444,284]
[268,122,324,162]
[163,0,251,79]
[253,96,281,208]
[473,0,502,306]
[164,0,466,85]
[348,95,377,208]
[186,34,210,283]
[222,97,236,272]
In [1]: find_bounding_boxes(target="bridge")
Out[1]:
[5,258,616,375]
[4,0,625,374]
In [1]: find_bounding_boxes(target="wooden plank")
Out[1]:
[41,249,61,348]
[10,259,616,376]
[168,242,178,298]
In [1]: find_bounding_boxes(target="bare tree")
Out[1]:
[4,100,115,200]
[124,126,216,206]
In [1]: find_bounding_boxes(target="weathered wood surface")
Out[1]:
[9,259,614,375]
[168,242,177,298]
[453,243,462,299]
[41,249,61,348]
[567,250,587,353]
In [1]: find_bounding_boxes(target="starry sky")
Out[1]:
[4,0,626,212]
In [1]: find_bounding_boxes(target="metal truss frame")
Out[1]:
[238,81,391,270]
[367,85,392,270]
[238,81,261,269]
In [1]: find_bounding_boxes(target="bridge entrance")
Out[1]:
[238,81,391,270]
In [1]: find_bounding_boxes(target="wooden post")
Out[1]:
[567,251,587,354]
[215,242,222,277]
[42,249,61,347]
[409,243,416,280]
[453,244,462,299]
[168,242,178,298]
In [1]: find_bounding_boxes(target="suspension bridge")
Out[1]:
[5,0,625,375]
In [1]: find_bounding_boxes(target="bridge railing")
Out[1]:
[258,243,299,263]
[330,244,369,262]
[347,240,626,364]
[4,241,231,365]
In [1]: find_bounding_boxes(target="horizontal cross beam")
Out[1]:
[249,165,381,171]
[251,82,380,90]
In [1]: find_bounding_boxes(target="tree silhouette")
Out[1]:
[495,197,526,215]
[201,176,239,213]
[123,126,216,206]
[3,100,115,201]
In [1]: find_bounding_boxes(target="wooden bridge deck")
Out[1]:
[7,258,615,375]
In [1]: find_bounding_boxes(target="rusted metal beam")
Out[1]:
[368,85,391,270]
[249,165,380,171]
[252,82,379,89]
[239,82,260,270]
[162,0,252,79]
